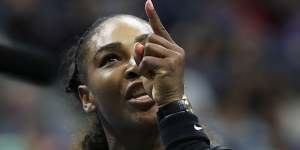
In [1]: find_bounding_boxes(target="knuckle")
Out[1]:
[139,60,147,73]
[165,58,177,72]
[173,51,184,60]
[140,56,152,68]
[145,42,153,49]
[159,26,167,32]
[153,25,166,32]
[167,54,184,71]
[142,56,151,62]
[140,57,148,66]
[174,45,184,53]
[148,33,156,40]
[178,52,185,61]
[148,34,159,42]
[144,43,151,52]
[178,47,185,53]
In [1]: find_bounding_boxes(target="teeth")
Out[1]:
[135,95,148,100]
[131,88,146,98]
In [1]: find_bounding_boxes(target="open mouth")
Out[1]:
[125,82,155,110]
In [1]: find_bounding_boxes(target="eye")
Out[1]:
[99,53,121,67]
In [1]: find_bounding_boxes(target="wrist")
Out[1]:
[157,95,193,121]
[155,87,184,106]
[156,94,183,106]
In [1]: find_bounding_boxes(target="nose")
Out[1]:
[125,59,140,79]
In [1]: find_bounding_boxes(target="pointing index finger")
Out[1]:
[145,0,174,43]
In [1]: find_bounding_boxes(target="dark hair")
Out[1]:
[62,17,110,150]
[65,16,109,95]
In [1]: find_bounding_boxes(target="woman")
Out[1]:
[64,0,230,149]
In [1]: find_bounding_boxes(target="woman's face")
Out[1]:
[81,15,157,132]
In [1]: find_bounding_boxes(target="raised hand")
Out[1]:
[135,0,185,106]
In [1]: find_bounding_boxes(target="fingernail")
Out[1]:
[134,42,144,65]
[147,0,154,10]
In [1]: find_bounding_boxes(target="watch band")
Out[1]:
[157,96,193,121]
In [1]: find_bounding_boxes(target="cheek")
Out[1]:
[88,67,127,120]
[89,68,124,103]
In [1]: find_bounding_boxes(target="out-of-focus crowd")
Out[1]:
[1,0,300,150]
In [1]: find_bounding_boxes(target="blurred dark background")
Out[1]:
[1,0,300,150]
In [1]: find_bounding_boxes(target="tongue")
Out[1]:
[131,87,147,99]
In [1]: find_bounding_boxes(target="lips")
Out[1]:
[125,82,146,99]
[125,82,155,110]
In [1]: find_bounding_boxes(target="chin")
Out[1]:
[129,105,159,131]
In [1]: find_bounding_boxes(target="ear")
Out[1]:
[78,85,96,113]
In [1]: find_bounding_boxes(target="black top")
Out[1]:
[158,111,231,150]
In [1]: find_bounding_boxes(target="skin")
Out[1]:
[78,0,185,149]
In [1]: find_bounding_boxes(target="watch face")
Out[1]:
[182,95,193,113]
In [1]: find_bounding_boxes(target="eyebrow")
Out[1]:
[94,42,122,58]
[95,34,148,52]
[135,34,149,43]
[93,34,148,60]
[99,42,122,51]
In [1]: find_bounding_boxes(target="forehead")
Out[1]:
[88,15,153,50]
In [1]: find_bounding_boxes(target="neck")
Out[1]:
[103,123,164,150]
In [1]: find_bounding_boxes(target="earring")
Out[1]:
[83,103,96,112]
[83,104,88,109]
